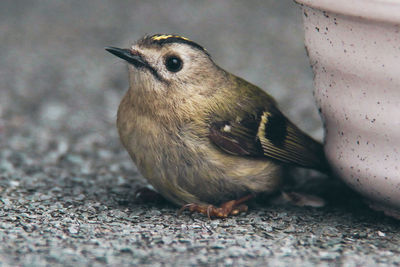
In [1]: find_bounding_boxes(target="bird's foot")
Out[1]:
[178,195,253,219]
[280,191,325,207]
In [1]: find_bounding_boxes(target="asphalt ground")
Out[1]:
[1,1,399,266]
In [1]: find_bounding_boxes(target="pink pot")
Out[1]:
[296,0,400,219]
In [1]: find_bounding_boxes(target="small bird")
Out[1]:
[105,34,329,218]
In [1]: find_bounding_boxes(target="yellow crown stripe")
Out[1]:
[152,35,191,41]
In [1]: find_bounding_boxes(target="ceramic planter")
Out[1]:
[296,0,400,219]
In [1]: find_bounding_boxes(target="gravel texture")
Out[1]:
[1,1,400,266]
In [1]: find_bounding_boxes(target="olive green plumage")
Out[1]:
[106,34,328,206]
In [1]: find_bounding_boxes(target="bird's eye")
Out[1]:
[165,56,183,72]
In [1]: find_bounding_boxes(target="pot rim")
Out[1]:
[295,0,400,24]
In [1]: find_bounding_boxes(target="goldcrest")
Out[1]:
[105,34,328,218]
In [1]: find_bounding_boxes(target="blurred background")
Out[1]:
[0,0,320,143]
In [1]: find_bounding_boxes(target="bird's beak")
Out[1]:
[105,46,147,68]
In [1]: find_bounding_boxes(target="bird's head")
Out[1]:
[106,34,225,96]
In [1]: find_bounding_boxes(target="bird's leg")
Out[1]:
[178,194,253,219]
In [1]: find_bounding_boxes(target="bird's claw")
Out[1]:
[178,195,252,219]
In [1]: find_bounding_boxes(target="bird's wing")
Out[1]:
[208,107,329,172]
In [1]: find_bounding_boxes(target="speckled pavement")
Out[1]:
[1,1,399,266]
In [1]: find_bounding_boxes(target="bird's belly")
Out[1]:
[118,116,282,205]
[130,136,282,205]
